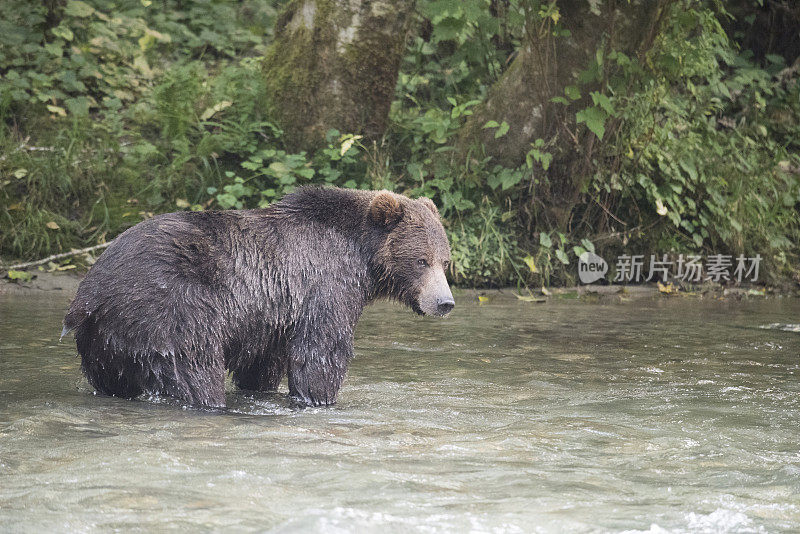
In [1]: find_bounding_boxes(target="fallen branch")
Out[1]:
[1,242,113,271]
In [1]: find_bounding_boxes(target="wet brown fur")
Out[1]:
[63,187,452,408]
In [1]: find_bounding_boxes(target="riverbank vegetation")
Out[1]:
[1,0,798,288]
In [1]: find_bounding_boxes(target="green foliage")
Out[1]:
[0,0,275,117]
[447,202,520,287]
[401,0,523,106]
[583,1,800,282]
[0,0,279,258]
[1,0,797,288]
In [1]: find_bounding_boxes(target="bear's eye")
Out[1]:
[443,260,451,269]
[417,259,429,267]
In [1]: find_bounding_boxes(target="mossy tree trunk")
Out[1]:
[457,0,673,228]
[263,0,414,152]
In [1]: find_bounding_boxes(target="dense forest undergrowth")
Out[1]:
[1,0,798,288]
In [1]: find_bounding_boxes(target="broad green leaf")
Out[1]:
[296,168,315,179]
[65,96,90,115]
[64,0,94,17]
[576,106,606,140]
[564,85,581,100]
[216,193,237,209]
[500,169,522,190]
[590,91,615,116]
[539,232,552,248]
[486,173,502,190]
[540,152,552,171]
[679,159,698,181]
[241,161,261,171]
[555,248,570,265]
[340,138,355,156]
[523,255,538,273]
[268,161,290,176]
[52,26,73,41]
[340,134,362,156]
[44,42,64,57]
[46,105,67,117]
[494,121,509,139]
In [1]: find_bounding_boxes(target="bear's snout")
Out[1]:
[436,297,455,315]
[417,267,454,317]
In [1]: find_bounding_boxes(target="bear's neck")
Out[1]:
[269,187,388,301]
[273,186,373,233]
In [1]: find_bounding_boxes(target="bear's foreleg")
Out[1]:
[287,323,354,406]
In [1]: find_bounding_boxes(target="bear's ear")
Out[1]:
[369,192,404,227]
[369,191,403,227]
[419,197,439,217]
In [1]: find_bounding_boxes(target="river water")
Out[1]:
[0,292,798,532]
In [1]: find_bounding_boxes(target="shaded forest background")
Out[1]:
[1,0,798,287]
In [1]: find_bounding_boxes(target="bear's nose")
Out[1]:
[436,297,455,315]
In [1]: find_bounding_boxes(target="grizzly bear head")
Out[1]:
[369,191,454,316]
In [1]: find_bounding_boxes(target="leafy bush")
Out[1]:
[582,2,800,283]
[0,0,279,258]
[1,0,797,288]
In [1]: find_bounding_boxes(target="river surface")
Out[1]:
[0,292,799,533]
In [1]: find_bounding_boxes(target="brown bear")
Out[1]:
[62,187,453,408]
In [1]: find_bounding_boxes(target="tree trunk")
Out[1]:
[456,0,672,227]
[722,0,800,65]
[262,0,414,152]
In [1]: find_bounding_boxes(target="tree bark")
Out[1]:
[262,0,414,152]
[722,0,800,65]
[456,0,673,227]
